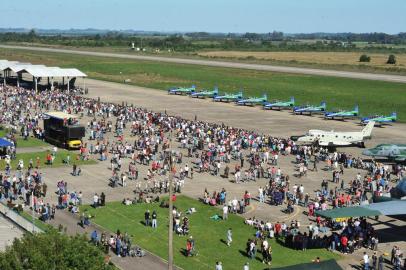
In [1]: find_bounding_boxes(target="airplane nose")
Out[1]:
[362,150,371,156]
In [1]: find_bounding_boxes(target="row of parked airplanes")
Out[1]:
[168,86,397,126]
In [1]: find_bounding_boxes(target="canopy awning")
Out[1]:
[315,206,381,219]
[0,59,87,78]
[0,138,14,147]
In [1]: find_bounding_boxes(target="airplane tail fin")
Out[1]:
[362,121,375,138]
[321,101,326,109]
[290,97,295,104]
[354,105,359,113]
[263,94,267,100]
[392,112,397,119]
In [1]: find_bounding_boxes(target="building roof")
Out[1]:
[0,59,87,78]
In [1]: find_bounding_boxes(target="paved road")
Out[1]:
[48,210,176,270]
[0,216,23,251]
[2,44,406,83]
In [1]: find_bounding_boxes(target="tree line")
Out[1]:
[1,30,406,53]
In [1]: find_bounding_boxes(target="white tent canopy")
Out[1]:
[0,59,87,91]
[0,59,87,78]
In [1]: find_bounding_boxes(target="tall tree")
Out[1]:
[0,230,115,270]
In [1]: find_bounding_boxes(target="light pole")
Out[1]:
[168,154,174,270]
[31,190,35,233]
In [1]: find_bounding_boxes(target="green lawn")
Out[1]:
[0,150,97,170]
[19,210,52,232]
[0,128,49,148]
[81,196,339,270]
[1,48,405,121]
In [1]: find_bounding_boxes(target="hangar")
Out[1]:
[0,60,87,91]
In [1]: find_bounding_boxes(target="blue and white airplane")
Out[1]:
[168,85,196,95]
[236,94,267,106]
[324,106,359,120]
[213,91,243,102]
[263,97,295,110]
[361,112,397,126]
[190,87,219,98]
[293,102,326,115]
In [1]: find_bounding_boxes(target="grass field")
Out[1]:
[81,196,340,270]
[198,51,406,70]
[19,210,52,232]
[1,48,406,121]
[0,128,49,148]
[0,150,97,170]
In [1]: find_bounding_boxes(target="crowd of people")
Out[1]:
[0,83,404,269]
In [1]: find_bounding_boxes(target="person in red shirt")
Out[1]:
[308,204,314,217]
[46,153,52,165]
[274,222,282,236]
[341,235,348,253]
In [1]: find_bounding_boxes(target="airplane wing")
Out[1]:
[315,200,406,219]
[366,200,406,215]
[318,140,352,146]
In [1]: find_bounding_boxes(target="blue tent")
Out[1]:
[0,138,14,147]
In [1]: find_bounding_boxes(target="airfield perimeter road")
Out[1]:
[2,44,406,83]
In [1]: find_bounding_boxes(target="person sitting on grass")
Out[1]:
[186,236,195,257]
[79,211,91,228]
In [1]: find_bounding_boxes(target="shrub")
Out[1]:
[387,54,396,64]
[359,54,371,62]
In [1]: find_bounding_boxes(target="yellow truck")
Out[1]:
[43,112,85,149]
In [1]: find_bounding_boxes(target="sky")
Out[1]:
[1,0,405,34]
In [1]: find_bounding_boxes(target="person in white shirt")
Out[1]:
[184,164,189,178]
[258,187,264,203]
[363,252,369,270]
[223,205,228,220]
[232,198,238,213]
[226,228,232,246]
[93,193,99,208]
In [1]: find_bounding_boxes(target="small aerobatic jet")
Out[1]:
[213,91,243,102]
[293,102,326,115]
[190,87,218,98]
[263,97,295,110]
[168,85,196,95]
[236,94,267,106]
[362,144,406,162]
[361,112,397,126]
[324,105,359,120]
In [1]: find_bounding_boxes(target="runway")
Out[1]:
[2,44,406,83]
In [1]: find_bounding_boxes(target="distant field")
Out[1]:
[198,51,406,70]
[4,42,406,75]
[1,48,406,122]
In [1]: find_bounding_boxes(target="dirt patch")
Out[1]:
[198,51,406,69]
[87,72,188,85]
